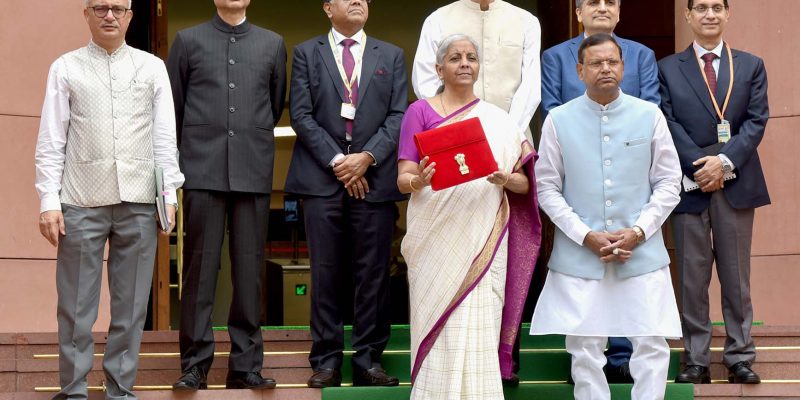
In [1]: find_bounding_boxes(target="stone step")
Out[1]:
[693,382,800,398]
[0,388,320,400]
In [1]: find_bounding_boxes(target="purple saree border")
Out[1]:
[499,143,542,379]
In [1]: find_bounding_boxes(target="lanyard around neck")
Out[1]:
[693,42,734,121]
[328,30,366,103]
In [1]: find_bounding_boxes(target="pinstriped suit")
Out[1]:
[167,14,287,375]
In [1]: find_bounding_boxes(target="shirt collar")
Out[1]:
[87,40,128,60]
[693,40,724,59]
[212,13,251,33]
[584,89,624,111]
[460,0,503,11]
[331,28,365,46]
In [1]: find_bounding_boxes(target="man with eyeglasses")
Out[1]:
[531,33,682,400]
[286,0,406,389]
[659,0,769,385]
[539,0,660,384]
[35,1,184,399]
[167,0,287,391]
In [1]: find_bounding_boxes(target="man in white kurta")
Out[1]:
[412,0,540,139]
[530,34,682,400]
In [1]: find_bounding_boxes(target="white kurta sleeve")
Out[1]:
[535,116,593,245]
[507,13,541,133]
[633,111,682,239]
[411,12,443,100]
[151,58,185,206]
[34,58,70,213]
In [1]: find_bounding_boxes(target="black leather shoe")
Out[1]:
[173,366,207,390]
[225,371,277,389]
[675,365,711,384]
[605,362,634,384]
[728,361,761,384]
[502,373,520,387]
[307,368,342,388]
[352,367,399,387]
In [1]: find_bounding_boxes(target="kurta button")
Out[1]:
[604,159,612,166]
[229,83,235,89]
[229,59,235,65]
[228,130,235,137]
[603,136,610,142]
[606,200,613,207]
[606,220,613,226]
[230,37,236,43]
[229,107,236,113]
[111,75,117,80]
[605,179,612,186]
[602,116,609,122]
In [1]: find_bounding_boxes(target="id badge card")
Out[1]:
[340,103,356,120]
[717,120,731,143]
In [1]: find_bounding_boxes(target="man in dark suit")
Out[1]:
[541,0,659,382]
[286,0,407,388]
[658,0,769,385]
[167,0,287,390]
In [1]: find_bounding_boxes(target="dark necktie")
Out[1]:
[342,38,358,135]
[701,52,718,94]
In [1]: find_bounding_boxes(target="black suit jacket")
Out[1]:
[285,34,407,203]
[167,15,287,194]
[658,44,770,213]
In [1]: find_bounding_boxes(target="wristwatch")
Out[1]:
[720,156,733,173]
[631,226,644,243]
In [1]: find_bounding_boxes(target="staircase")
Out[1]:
[1,326,800,399]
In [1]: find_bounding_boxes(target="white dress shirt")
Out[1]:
[536,95,682,244]
[35,41,184,212]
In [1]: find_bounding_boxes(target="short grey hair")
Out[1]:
[576,0,620,7]
[435,34,481,66]
[84,0,133,8]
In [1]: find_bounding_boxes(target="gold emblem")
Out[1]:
[454,153,469,175]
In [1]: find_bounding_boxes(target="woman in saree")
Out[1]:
[396,34,542,400]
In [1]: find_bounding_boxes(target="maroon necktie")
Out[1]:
[701,53,718,94]
[342,38,358,136]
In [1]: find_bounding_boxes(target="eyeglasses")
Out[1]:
[88,5,130,19]
[583,58,622,70]
[691,4,726,15]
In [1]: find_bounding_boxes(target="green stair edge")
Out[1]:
[321,384,694,400]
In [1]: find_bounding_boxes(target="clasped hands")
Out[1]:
[583,228,639,263]
[334,152,373,199]
[692,155,725,193]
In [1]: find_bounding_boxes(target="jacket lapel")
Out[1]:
[678,45,717,118]
[568,35,582,65]
[318,36,346,102]
[356,40,379,109]
[714,43,735,107]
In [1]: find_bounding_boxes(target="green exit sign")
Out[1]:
[295,284,308,296]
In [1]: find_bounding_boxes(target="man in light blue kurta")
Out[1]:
[539,0,660,380]
[531,34,682,400]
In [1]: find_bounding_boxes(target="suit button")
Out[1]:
[229,82,235,89]
[229,107,236,113]
[229,59,235,65]
[228,130,235,137]
[230,37,236,43]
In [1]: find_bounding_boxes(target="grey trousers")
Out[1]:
[53,203,157,400]
[672,190,756,368]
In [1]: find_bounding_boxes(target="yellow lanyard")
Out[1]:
[694,42,734,122]
[328,30,366,104]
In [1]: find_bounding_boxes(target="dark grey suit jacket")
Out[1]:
[285,34,407,203]
[659,44,770,213]
[167,15,287,194]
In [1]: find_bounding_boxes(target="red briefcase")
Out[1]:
[413,117,498,191]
